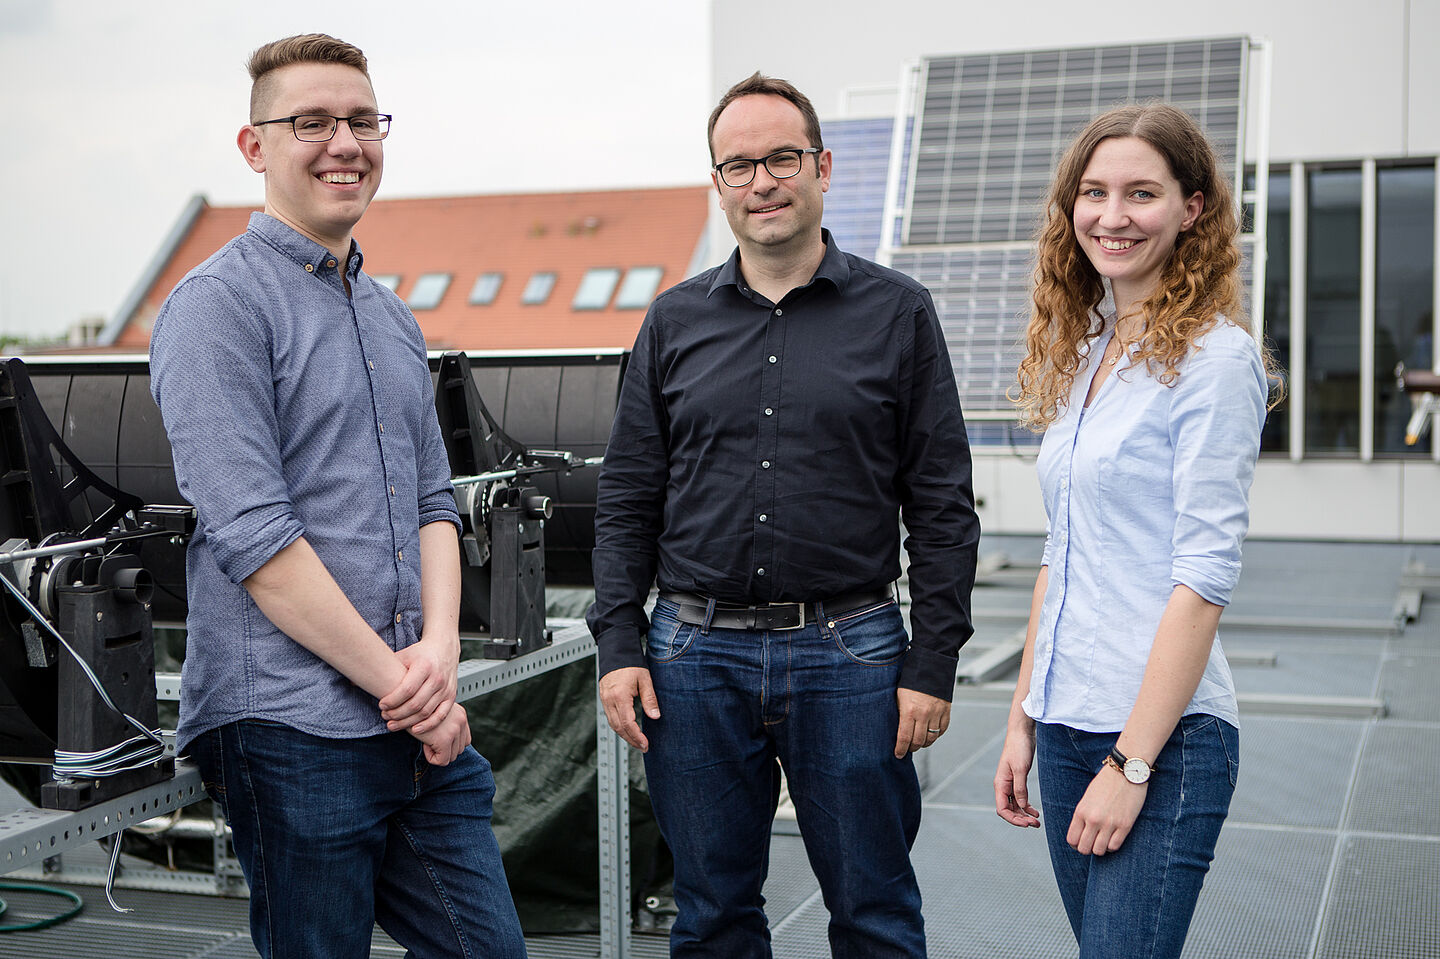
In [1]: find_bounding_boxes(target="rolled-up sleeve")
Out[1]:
[413,364,462,533]
[150,275,305,584]
[1168,341,1267,606]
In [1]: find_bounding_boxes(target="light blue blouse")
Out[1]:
[1022,317,1267,732]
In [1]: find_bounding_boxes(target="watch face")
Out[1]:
[1123,758,1150,784]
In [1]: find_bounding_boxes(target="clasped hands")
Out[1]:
[378,632,469,766]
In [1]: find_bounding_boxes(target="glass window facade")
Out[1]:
[1304,169,1363,454]
[1375,166,1436,455]
[1253,168,1292,454]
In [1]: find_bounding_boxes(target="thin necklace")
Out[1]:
[1103,335,1124,367]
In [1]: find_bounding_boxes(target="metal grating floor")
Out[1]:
[0,537,1437,958]
[1316,836,1440,959]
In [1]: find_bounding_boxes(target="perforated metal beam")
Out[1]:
[0,762,203,872]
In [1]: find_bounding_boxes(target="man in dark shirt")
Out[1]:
[588,73,979,957]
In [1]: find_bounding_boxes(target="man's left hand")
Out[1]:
[380,632,460,734]
[895,688,951,759]
[413,702,473,766]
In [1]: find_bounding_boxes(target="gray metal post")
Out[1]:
[596,666,632,958]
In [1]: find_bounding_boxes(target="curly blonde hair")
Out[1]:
[1014,103,1253,429]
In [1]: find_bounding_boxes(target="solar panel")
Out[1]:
[822,117,912,261]
[891,245,1035,415]
[888,37,1250,420]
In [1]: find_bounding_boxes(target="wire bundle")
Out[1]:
[52,733,166,782]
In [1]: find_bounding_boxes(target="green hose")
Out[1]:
[0,881,84,932]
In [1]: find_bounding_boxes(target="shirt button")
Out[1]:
[757,567,766,576]
[304,263,315,273]
[390,485,395,495]
[398,549,404,561]
[764,407,773,416]
[768,355,777,364]
[369,360,375,370]
[775,309,783,316]
[326,259,337,268]
[759,514,768,523]
[395,613,402,624]
[761,460,771,469]
[378,423,384,433]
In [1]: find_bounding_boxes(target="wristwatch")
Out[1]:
[1105,745,1154,785]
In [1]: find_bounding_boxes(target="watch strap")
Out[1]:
[1109,745,1157,772]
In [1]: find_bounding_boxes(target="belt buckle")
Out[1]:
[767,602,806,630]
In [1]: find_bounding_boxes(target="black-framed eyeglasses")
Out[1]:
[714,148,820,188]
[253,114,392,142]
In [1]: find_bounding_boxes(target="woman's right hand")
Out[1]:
[994,720,1041,828]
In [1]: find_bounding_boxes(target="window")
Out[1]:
[572,268,621,310]
[615,267,665,309]
[407,273,451,310]
[1305,169,1363,454]
[1250,168,1292,454]
[1375,166,1436,455]
[521,272,556,305]
[371,274,401,291]
[469,272,504,306]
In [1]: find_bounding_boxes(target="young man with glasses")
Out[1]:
[149,34,525,958]
[590,72,980,956]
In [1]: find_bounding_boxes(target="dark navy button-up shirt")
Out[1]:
[150,213,460,751]
[588,233,979,699]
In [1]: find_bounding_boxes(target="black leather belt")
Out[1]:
[658,587,895,631]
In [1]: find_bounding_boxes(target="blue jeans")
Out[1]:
[188,721,526,959]
[1035,715,1239,959]
[642,597,925,958]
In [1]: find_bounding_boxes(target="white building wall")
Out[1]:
[1409,0,1440,153]
[711,0,1431,161]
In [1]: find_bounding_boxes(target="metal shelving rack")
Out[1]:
[0,620,633,958]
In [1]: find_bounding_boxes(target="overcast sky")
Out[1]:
[0,1,712,340]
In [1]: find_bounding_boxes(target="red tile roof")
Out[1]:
[112,186,711,351]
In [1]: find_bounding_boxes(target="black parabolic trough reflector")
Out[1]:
[15,352,625,624]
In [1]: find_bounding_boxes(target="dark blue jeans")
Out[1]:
[189,721,526,959]
[642,597,925,958]
[1036,714,1239,959]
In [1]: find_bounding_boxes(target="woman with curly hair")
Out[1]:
[993,103,1272,959]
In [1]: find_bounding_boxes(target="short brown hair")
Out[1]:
[247,34,370,121]
[707,72,824,163]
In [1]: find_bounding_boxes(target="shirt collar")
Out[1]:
[247,212,365,279]
[707,229,851,299]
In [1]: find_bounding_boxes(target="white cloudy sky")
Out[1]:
[0,1,712,339]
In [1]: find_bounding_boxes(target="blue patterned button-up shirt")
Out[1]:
[151,213,460,751]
